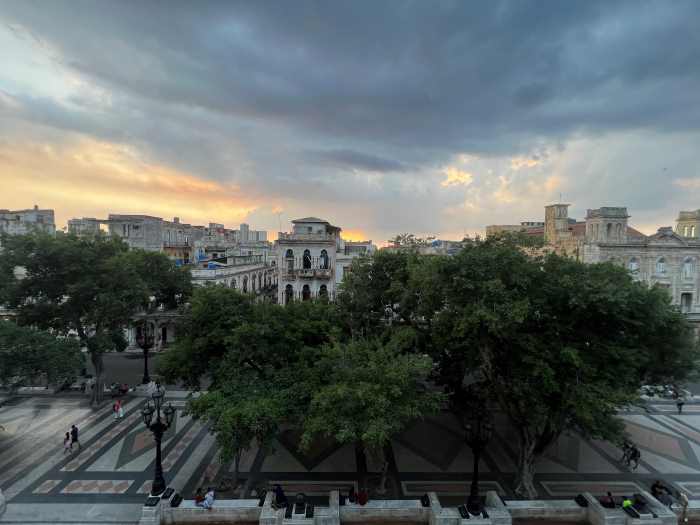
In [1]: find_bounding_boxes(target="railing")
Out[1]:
[278,232,336,242]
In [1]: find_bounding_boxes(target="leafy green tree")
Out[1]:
[0,321,84,391]
[0,233,191,405]
[428,236,699,497]
[159,287,340,390]
[188,374,283,487]
[116,250,193,310]
[300,339,442,494]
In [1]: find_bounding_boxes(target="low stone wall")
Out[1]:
[340,499,429,523]
[162,498,262,524]
[139,489,687,525]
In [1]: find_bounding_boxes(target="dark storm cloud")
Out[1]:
[2,0,699,159]
[303,149,410,173]
[1,0,700,240]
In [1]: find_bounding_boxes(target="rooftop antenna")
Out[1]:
[559,192,563,203]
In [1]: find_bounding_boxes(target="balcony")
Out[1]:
[283,268,332,279]
[277,232,335,242]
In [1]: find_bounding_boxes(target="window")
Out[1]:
[683,258,694,279]
[285,249,294,271]
[303,249,311,269]
[320,249,329,269]
[243,276,248,293]
[302,284,311,301]
[285,284,294,304]
[307,226,313,233]
[606,223,612,239]
[693,226,697,237]
[656,258,666,274]
[684,226,689,237]
[682,293,693,313]
[628,257,640,273]
[319,284,328,300]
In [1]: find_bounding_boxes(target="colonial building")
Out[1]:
[544,204,700,324]
[190,254,277,296]
[0,205,55,237]
[276,217,375,304]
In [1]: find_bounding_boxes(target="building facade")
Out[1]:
[542,204,700,324]
[0,206,55,237]
[275,217,376,304]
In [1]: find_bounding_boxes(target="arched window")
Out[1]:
[656,257,666,274]
[302,284,311,301]
[320,249,329,270]
[231,279,236,289]
[319,284,328,300]
[692,226,697,237]
[285,284,293,305]
[628,257,639,273]
[684,226,689,237]
[243,276,248,293]
[303,249,312,269]
[615,223,622,239]
[252,274,256,292]
[285,249,294,271]
[683,258,694,279]
[606,223,612,239]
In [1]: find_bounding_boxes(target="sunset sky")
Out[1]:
[1,1,699,243]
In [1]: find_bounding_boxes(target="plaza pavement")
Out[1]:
[2,393,700,524]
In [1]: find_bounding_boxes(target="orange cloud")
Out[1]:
[0,138,258,228]
[342,228,369,242]
[440,167,474,187]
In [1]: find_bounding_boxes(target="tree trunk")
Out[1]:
[233,450,241,487]
[514,433,538,498]
[90,351,104,407]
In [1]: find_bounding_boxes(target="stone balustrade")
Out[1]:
[139,489,690,525]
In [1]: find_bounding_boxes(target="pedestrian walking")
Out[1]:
[679,490,689,523]
[70,424,81,451]
[63,432,71,454]
[677,398,685,414]
[118,399,124,419]
[113,401,119,419]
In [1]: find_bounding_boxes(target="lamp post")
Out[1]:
[141,384,175,496]
[461,388,493,515]
[136,322,154,385]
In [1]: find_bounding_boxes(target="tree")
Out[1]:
[300,338,442,494]
[159,287,340,390]
[187,375,283,487]
[0,233,191,405]
[0,321,84,391]
[388,233,436,249]
[428,236,699,497]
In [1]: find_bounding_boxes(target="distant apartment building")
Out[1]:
[276,217,376,303]
[485,221,545,238]
[0,205,55,236]
[68,213,269,265]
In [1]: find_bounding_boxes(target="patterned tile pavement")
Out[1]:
[4,394,700,523]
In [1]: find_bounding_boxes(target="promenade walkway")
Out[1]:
[1,393,698,523]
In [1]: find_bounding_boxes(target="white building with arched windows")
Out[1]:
[276,217,375,304]
[580,208,700,322]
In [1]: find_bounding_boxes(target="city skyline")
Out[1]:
[1,1,699,243]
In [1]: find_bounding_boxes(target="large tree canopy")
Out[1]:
[0,232,192,404]
[424,236,699,496]
[0,321,84,390]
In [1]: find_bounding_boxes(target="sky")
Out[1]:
[1,1,699,244]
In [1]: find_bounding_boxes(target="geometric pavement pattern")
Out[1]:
[3,394,700,515]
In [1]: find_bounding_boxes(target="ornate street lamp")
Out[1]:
[141,384,175,496]
[136,322,155,385]
[461,388,493,515]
